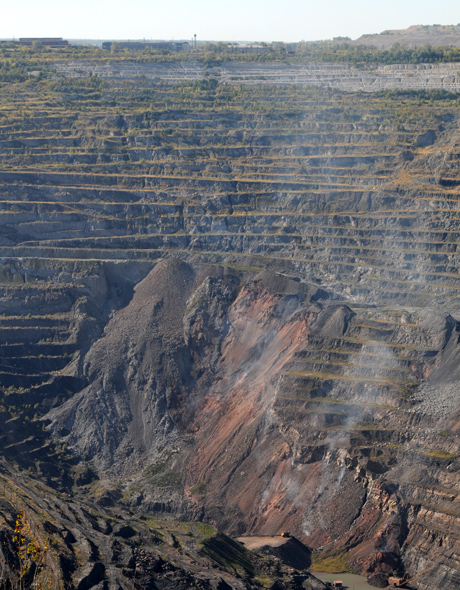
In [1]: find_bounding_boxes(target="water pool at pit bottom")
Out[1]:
[312,571,377,589]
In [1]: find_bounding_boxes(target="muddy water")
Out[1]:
[313,572,376,589]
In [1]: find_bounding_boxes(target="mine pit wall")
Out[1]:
[53,60,460,93]
[2,65,460,589]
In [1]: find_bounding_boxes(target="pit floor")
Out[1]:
[313,572,377,589]
[237,536,290,550]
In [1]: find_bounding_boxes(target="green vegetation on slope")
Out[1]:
[4,39,460,70]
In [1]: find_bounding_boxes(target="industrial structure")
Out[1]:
[16,38,69,47]
[102,41,189,51]
[227,44,270,54]
[388,568,435,587]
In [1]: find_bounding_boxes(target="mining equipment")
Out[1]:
[388,567,434,587]
[332,582,343,589]
[281,531,291,538]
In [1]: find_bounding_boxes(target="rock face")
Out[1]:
[46,259,460,589]
[47,260,324,476]
[354,24,460,49]
[1,57,460,589]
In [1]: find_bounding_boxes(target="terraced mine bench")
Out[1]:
[0,56,460,590]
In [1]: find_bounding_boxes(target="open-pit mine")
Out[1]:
[0,45,459,590]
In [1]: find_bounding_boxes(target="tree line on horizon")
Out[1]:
[2,38,460,82]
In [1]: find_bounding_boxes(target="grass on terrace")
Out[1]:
[424,450,458,459]
[311,550,354,573]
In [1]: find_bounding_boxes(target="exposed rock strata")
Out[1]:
[53,60,460,93]
[44,260,460,589]
[354,24,460,49]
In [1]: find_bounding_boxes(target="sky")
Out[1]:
[2,0,460,43]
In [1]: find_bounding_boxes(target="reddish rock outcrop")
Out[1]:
[46,260,460,589]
